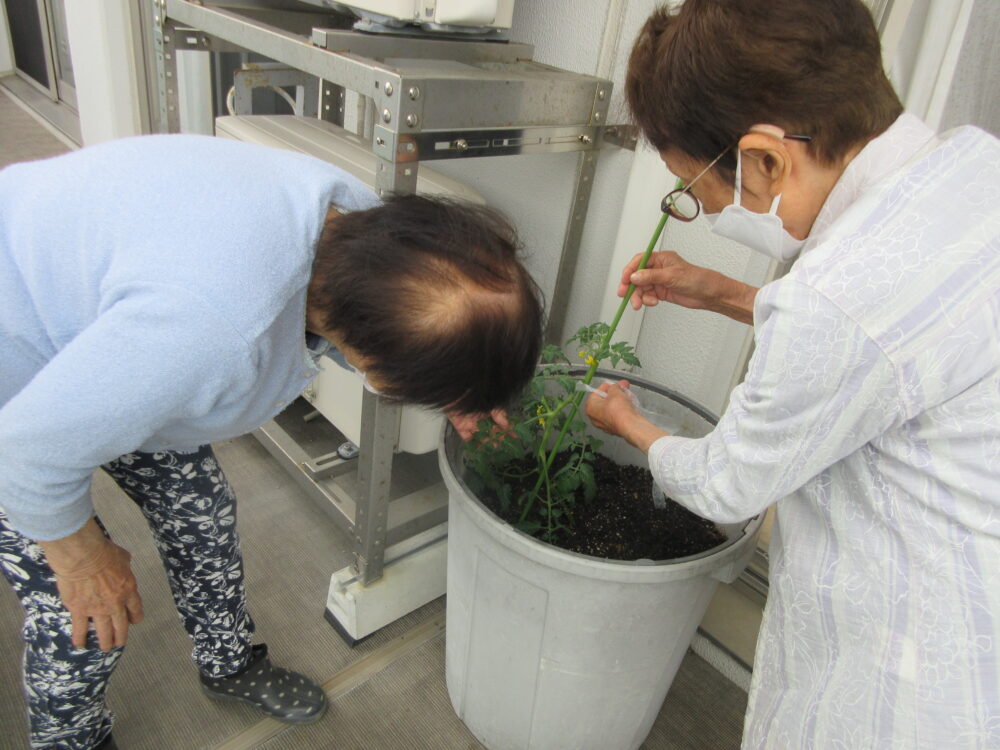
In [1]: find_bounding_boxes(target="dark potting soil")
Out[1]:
[478,453,727,561]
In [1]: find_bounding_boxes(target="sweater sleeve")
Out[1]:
[648,279,903,523]
[0,283,256,540]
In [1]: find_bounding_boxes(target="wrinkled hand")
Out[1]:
[618,250,725,312]
[585,381,669,454]
[46,536,144,651]
[447,407,511,442]
[584,380,640,437]
[55,542,144,651]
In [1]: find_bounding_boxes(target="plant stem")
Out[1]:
[519,210,672,523]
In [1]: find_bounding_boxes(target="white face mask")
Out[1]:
[704,149,805,262]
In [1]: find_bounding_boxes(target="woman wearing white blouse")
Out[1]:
[588,1,1000,748]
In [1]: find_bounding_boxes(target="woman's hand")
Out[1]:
[447,407,510,442]
[40,519,144,651]
[618,251,757,325]
[585,381,668,453]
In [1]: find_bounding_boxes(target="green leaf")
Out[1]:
[555,472,580,496]
[540,344,566,364]
[514,520,542,535]
[498,483,513,512]
[555,376,576,395]
[579,461,596,502]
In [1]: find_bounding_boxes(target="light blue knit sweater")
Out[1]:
[0,135,378,540]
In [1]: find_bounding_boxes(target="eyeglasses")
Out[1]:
[660,133,812,221]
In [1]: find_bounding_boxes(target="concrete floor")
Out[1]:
[0,83,749,750]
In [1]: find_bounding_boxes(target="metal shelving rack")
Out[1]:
[150,0,626,638]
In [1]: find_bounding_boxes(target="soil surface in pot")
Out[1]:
[478,454,726,561]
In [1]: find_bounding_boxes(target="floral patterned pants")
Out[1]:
[0,446,256,750]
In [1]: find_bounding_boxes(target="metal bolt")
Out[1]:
[598,89,606,100]
[578,134,592,145]
[408,86,421,100]
[384,82,393,96]
[405,114,419,127]
[376,137,385,146]
[453,139,469,151]
[382,108,392,123]
[594,112,602,121]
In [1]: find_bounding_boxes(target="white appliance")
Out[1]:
[216,114,486,455]
[309,0,515,34]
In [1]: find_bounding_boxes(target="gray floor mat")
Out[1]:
[0,84,70,167]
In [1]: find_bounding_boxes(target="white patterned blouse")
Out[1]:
[649,114,1000,749]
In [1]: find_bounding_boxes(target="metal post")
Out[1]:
[354,105,416,582]
[353,390,401,584]
[544,148,600,344]
[544,83,611,343]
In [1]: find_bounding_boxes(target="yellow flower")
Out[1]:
[584,355,597,367]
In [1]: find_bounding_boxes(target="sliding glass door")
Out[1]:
[3,0,76,110]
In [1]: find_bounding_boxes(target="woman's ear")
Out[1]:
[738,125,792,200]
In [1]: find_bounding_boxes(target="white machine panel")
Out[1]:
[318,0,515,30]
[215,114,486,201]
[216,114,486,454]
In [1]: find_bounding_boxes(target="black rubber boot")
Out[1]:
[199,644,327,724]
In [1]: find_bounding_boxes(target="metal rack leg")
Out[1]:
[545,149,600,343]
[353,389,402,585]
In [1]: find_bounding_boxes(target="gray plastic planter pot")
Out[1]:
[438,369,763,750]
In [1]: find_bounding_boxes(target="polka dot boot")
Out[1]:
[199,644,327,724]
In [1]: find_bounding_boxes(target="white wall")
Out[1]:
[63,0,144,144]
[0,3,14,76]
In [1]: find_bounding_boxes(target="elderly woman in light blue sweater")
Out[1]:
[0,134,543,750]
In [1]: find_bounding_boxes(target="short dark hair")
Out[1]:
[310,193,544,414]
[626,0,903,177]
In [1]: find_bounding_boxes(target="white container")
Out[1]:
[439,371,763,750]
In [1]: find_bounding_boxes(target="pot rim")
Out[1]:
[439,368,764,578]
